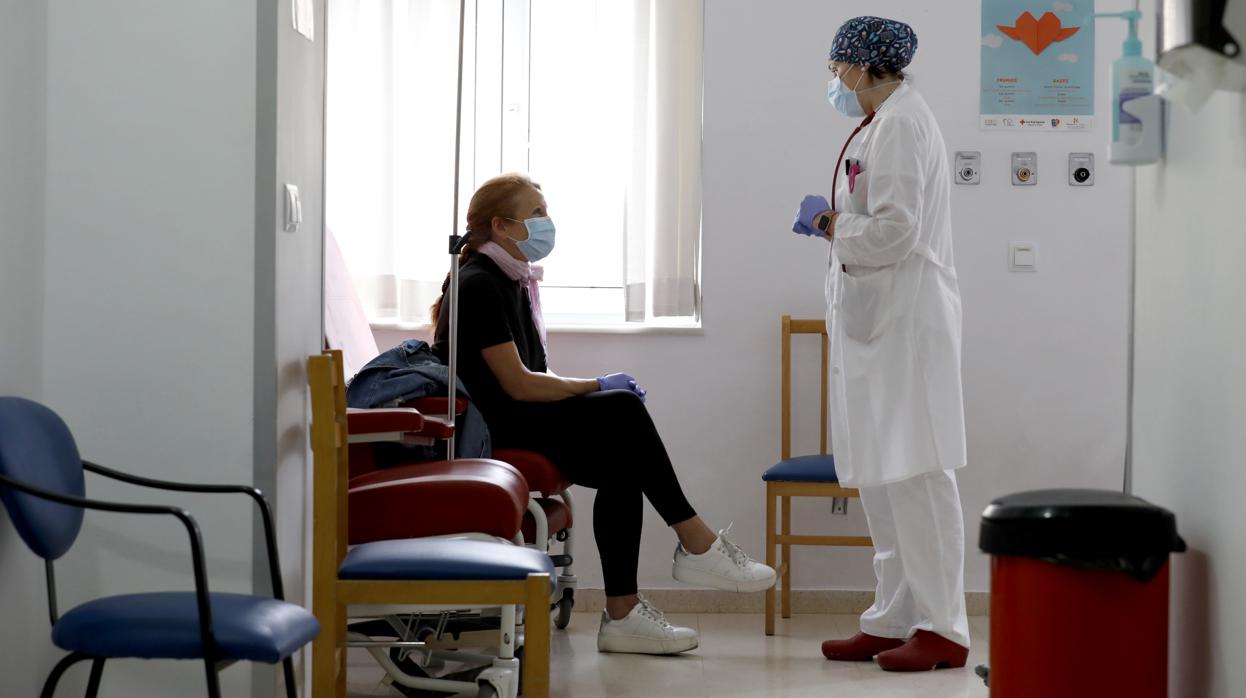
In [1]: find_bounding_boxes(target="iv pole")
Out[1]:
[446,0,469,458]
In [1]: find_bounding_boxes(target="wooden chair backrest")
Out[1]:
[780,316,828,461]
[309,350,350,606]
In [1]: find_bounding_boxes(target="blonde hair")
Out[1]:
[430,173,542,333]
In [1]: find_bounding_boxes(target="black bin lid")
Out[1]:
[979,489,1185,581]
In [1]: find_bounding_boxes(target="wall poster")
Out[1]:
[981,0,1096,131]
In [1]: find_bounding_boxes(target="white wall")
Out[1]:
[256,0,327,693]
[37,0,260,695]
[0,1,50,695]
[2,1,321,694]
[1132,7,1246,694]
[376,0,1133,595]
[0,0,46,399]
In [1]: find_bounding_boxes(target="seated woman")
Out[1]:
[431,173,775,655]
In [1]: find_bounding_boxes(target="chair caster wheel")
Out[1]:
[554,596,574,629]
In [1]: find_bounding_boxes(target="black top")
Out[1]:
[431,254,547,424]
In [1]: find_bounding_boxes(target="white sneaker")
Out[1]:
[597,595,699,655]
[672,523,777,593]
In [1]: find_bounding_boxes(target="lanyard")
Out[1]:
[831,111,876,211]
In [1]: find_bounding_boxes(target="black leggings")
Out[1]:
[489,390,698,597]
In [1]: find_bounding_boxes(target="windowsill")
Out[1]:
[369,320,703,336]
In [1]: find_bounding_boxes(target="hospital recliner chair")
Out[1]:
[310,350,553,698]
[325,228,578,628]
[762,316,874,636]
[342,402,549,696]
[0,397,320,698]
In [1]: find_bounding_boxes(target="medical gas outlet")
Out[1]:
[954,151,981,185]
[1011,152,1037,186]
[1069,153,1095,186]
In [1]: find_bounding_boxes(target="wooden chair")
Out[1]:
[309,349,551,698]
[763,316,873,636]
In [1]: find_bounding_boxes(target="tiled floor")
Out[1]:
[347,613,990,698]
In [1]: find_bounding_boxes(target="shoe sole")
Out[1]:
[597,634,700,655]
[823,649,902,662]
[878,659,968,672]
[877,652,969,672]
[672,563,777,593]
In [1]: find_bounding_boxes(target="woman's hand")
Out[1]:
[597,372,648,402]
[793,195,831,237]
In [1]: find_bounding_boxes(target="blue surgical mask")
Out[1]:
[828,70,901,118]
[505,216,556,262]
[828,73,866,118]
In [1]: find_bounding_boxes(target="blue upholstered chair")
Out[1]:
[0,397,319,698]
[762,317,873,636]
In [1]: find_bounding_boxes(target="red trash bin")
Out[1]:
[979,489,1185,698]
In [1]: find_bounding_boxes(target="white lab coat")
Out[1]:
[826,83,966,488]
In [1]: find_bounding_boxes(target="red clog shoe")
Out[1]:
[821,632,906,662]
[876,630,969,672]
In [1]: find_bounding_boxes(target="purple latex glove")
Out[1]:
[792,220,820,237]
[792,194,830,236]
[597,372,647,402]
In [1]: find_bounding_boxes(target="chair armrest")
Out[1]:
[407,397,468,418]
[410,414,455,439]
[402,399,461,440]
[354,405,455,440]
[346,407,426,436]
[82,460,286,601]
[0,472,219,657]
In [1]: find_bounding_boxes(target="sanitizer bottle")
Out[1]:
[1097,11,1160,164]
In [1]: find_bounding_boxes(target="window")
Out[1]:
[326,0,703,328]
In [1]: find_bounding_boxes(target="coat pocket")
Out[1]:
[838,265,897,343]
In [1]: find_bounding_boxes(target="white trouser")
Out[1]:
[857,469,970,648]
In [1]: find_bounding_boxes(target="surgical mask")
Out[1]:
[827,70,902,118]
[828,73,867,118]
[505,216,556,262]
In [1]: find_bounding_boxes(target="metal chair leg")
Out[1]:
[282,657,298,698]
[41,653,92,698]
[202,658,222,698]
[84,659,106,698]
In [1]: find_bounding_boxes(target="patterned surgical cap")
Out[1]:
[829,16,918,72]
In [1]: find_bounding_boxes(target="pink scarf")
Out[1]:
[477,241,548,354]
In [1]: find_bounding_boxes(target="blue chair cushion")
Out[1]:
[340,538,555,590]
[762,454,841,483]
[52,592,319,663]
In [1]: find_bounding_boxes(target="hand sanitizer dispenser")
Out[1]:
[1097,11,1164,165]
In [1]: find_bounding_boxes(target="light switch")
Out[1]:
[1010,242,1037,271]
[284,184,302,233]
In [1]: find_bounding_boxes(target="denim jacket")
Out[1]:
[345,339,491,459]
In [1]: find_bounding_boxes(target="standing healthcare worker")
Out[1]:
[791,17,970,672]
